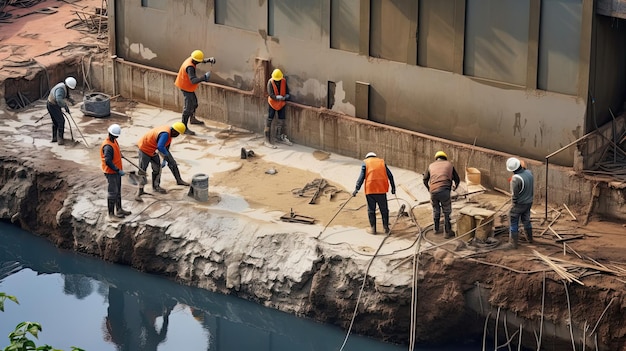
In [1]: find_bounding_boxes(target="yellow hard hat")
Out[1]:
[171,122,186,134]
[271,68,283,81]
[191,50,204,62]
[434,151,448,160]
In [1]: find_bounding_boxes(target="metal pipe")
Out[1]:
[544,130,597,221]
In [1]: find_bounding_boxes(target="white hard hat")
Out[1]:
[108,124,121,137]
[365,152,377,158]
[506,157,521,172]
[65,77,77,89]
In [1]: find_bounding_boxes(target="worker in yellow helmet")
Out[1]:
[264,68,292,148]
[423,151,460,238]
[174,50,216,135]
[135,122,189,201]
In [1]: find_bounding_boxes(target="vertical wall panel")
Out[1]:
[331,0,360,52]
[418,0,457,71]
[465,0,530,85]
[538,0,582,95]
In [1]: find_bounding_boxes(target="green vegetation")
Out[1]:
[1,293,85,351]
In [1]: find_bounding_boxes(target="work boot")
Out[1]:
[433,216,441,234]
[135,187,145,202]
[57,132,65,145]
[264,140,277,149]
[525,228,533,243]
[153,186,167,194]
[444,218,453,238]
[116,199,131,216]
[107,199,124,220]
[241,148,248,159]
[506,231,519,250]
[382,213,390,235]
[366,226,377,234]
[189,114,203,125]
[172,167,190,186]
[184,128,196,135]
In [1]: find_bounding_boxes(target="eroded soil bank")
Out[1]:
[1,135,626,350]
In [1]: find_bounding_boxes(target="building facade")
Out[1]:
[109,0,626,166]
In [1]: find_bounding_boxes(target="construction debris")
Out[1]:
[280,208,315,224]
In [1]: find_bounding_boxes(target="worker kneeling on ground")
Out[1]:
[135,122,190,201]
[423,151,460,239]
[352,152,396,235]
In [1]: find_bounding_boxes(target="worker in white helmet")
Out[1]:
[46,77,76,145]
[101,124,131,220]
[506,157,534,249]
[352,152,396,235]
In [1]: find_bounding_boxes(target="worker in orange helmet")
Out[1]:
[174,50,216,135]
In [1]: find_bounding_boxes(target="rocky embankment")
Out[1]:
[1,147,626,350]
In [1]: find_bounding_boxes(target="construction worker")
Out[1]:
[135,122,189,201]
[352,152,396,234]
[46,76,76,145]
[506,157,534,249]
[264,68,291,148]
[101,124,131,220]
[423,151,460,238]
[174,49,216,135]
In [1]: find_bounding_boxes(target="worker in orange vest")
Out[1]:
[174,50,215,136]
[352,152,396,234]
[264,68,291,148]
[101,124,131,220]
[135,122,189,201]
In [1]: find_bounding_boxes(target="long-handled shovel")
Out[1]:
[122,155,147,186]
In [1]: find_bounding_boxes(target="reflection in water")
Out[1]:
[0,223,415,351]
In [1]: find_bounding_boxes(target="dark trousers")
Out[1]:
[138,150,162,189]
[366,193,389,228]
[431,189,452,232]
[46,101,64,138]
[509,203,532,233]
[181,90,198,124]
[105,173,122,200]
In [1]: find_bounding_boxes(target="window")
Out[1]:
[331,0,360,53]
[538,0,582,95]
[418,0,457,71]
[141,0,166,11]
[215,0,258,31]
[268,0,323,41]
[464,0,530,85]
[370,0,417,63]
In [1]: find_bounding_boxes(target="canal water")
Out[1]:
[0,222,481,351]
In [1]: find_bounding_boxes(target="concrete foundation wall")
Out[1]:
[110,0,594,166]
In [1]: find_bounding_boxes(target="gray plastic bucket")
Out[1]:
[191,173,209,202]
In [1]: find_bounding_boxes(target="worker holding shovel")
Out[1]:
[101,124,131,220]
[135,122,189,202]
[352,152,396,234]
[46,76,76,145]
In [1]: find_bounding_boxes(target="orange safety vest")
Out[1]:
[100,137,122,174]
[174,57,200,93]
[138,126,172,156]
[364,157,389,194]
[267,79,286,110]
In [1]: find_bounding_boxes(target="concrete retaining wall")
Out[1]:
[87,58,625,221]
